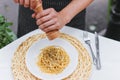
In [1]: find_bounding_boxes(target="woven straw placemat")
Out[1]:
[11,33,92,80]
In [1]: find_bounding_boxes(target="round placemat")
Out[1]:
[11,33,92,80]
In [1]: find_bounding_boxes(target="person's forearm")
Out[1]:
[59,0,93,24]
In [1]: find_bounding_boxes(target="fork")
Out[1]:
[83,31,97,65]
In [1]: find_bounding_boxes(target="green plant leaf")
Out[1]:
[6,28,12,32]
[0,15,5,24]
[4,22,13,27]
[0,14,15,49]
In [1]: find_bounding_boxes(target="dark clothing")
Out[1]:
[17,0,86,37]
[105,0,120,41]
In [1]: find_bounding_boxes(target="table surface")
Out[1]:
[0,26,120,80]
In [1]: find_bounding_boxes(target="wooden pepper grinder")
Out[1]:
[34,0,60,40]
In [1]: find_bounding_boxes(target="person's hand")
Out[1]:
[33,8,67,33]
[13,0,36,9]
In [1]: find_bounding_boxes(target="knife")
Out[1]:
[95,32,101,70]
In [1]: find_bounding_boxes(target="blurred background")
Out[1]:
[0,0,108,34]
[0,0,120,41]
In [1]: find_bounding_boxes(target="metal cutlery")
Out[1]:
[83,31,97,65]
[95,32,101,70]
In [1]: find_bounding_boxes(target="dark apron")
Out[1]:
[17,0,86,37]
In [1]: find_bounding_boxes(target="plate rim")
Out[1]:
[25,38,79,80]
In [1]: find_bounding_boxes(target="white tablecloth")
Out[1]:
[0,26,120,80]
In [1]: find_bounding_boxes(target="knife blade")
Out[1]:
[95,32,101,70]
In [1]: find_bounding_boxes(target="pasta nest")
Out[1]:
[37,45,70,74]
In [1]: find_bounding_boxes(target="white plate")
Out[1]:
[26,38,78,80]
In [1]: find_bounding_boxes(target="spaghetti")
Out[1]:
[37,45,70,74]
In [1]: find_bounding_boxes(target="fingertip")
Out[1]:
[38,25,44,31]
[43,28,49,33]
[14,0,19,3]
[30,7,33,10]
[32,13,36,18]
[24,0,30,8]
[24,5,29,8]
[32,15,34,18]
